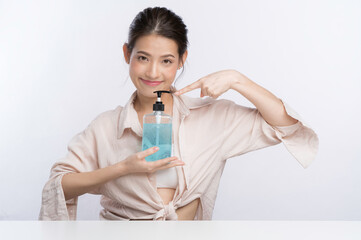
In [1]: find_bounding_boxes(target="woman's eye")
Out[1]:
[137,56,148,61]
[163,59,172,64]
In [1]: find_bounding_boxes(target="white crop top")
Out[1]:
[156,167,178,189]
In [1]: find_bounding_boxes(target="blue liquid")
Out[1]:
[142,123,172,162]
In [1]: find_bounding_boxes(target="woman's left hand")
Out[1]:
[174,69,245,98]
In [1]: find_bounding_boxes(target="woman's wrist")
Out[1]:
[114,160,130,178]
[230,70,251,94]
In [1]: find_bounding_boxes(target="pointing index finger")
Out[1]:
[175,81,201,95]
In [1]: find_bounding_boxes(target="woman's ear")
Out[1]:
[123,43,131,64]
[179,50,188,68]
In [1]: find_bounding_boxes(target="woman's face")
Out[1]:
[123,34,186,98]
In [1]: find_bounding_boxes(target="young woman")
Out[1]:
[39,7,318,221]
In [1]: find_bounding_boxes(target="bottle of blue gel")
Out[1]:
[142,90,172,162]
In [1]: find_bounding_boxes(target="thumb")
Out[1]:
[138,146,159,159]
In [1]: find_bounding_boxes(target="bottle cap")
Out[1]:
[153,90,171,111]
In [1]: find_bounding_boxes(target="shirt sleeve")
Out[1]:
[39,120,101,220]
[220,99,319,169]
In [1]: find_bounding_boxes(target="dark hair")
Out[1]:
[127,7,188,57]
[126,7,188,86]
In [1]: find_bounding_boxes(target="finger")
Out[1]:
[174,80,202,95]
[156,156,183,167]
[157,158,185,170]
[137,146,159,159]
[203,88,210,97]
[201,88,207,97]
[157,161,185,171]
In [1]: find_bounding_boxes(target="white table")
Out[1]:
[1,221,360,240]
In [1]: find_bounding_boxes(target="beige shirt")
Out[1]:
[39,86,319,221]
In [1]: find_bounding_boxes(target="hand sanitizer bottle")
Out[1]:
[142,90,172,162]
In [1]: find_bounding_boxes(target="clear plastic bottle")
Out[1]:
[141,90,172,162]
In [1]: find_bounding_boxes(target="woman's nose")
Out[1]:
[145,62,160,79]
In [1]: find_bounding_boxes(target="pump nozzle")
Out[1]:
[153,90,171,111]
[154,90,171,98]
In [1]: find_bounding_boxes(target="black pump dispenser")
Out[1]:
[153,90,171,111]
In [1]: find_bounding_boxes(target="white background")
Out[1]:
[0,0,360,220]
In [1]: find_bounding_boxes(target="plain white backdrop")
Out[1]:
[0,0,360,220]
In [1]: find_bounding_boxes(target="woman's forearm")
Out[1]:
[61,162,128,201]
[231,71,298,126]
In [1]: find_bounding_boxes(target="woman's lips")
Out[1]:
[140,78,163,86]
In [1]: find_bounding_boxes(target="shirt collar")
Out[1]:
[117,85,215,139]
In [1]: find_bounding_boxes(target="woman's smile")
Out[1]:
[140,78,163,86]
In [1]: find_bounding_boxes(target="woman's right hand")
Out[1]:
[61,147,184,201]
[121,147,185,174]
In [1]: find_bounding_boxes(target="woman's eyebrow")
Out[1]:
[161,54,175,58]
[136,51,175,58]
